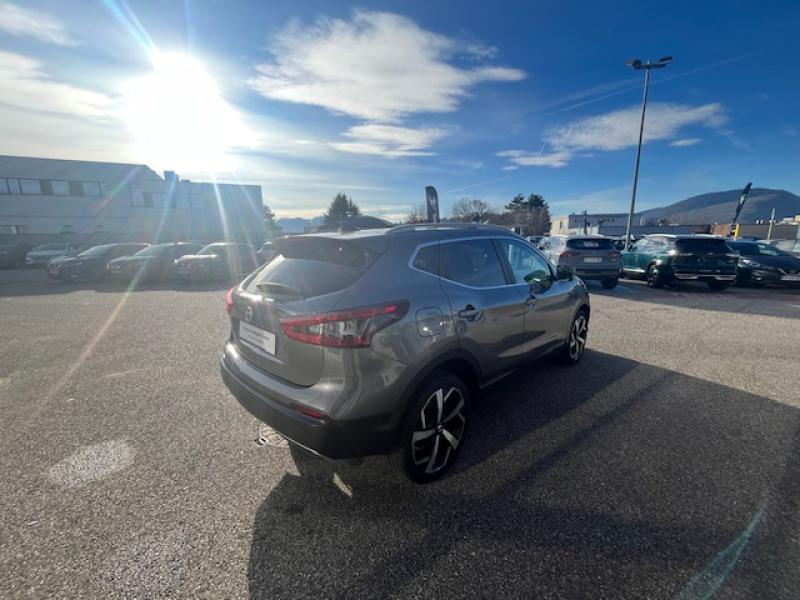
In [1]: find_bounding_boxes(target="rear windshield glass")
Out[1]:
[246,237,378,298]
[134,244,170,256]
[675,239,732,253]
[566,238,613,250]
[77,244,115,257]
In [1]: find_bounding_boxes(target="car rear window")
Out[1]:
[246,237,380,298]
[566,238,614,250]
[675,239,732,253]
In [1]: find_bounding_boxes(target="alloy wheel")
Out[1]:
[569,313,588,361]
[411,386,467,474]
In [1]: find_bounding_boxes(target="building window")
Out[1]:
[52,180,70,195]
[20,179,42,195]
[69,181,84,196]
[0,178,8,194]
[83,182,101,197]
[40,180,53,195]
[7,178,20,194]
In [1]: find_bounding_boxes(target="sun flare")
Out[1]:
[122,52,252,173]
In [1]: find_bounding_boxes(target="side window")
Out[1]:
[412,244,439,275]
[439,239,506,287]
[497,239,553,287]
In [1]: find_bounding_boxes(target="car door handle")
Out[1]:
[457,305,482,320]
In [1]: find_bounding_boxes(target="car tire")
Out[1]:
[557,308,589,366]
[646,264,664,288]
[601,278,618,289]
[707,281,730,291]
[391,371,470,484]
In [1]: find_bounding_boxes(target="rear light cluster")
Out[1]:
[560,251,580,258]
[225,287,235,314]
[608,252,621,259]
[280,301,409,348]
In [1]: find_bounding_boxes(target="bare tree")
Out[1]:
[406,204,428,224]
[450,198,495,223]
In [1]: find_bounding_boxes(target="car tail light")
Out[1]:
[280,301,409,348]
[724,253,738,264]
[560,251,580,258]
[225,286,235,314]
[608,252,621,259]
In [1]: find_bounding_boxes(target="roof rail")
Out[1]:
[389,222,512,233]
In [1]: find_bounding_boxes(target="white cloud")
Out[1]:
[500,102,726,168]
[0,2,78,46]
[0,51,112,118]
[497,149,571,168]
[670,138,701,147]
[331,124,448,157]
[250,10,524,123]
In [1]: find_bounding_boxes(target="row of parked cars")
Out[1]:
[2,239,277,283]
[533,234,800,291]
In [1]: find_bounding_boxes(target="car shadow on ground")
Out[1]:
[247,350,800,599]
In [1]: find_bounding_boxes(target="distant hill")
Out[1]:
[639,188,800,225]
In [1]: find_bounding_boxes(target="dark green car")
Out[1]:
[621,235,738,290]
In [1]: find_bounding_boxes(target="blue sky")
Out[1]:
[0,0,798,220]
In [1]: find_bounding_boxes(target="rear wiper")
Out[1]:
[255,282,305,298]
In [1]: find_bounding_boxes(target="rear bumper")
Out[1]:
[574,268,619,280]
[220,344,396,459]
[737,268,800,286]
[673,273,736,281]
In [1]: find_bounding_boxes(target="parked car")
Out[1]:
[622,235,737,290]
[728,240,800,286]
[25,242,85,268]
[55,243,150,282]
[527,235,545,247]
[0,242,32,269]
[220,224,590,483]
[106,242,202,283]
[173,243,259,282]
[769,239,800,258]
[46,254,78,279]
[540,235,622,289]
[256,241,277,265]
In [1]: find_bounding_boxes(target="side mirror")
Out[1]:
[556,265,575,280]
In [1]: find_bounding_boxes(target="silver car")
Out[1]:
[220,224,590,483]
[540,235,622,289]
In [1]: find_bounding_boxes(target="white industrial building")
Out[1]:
[549,212,706,237]
[0,155,264,245]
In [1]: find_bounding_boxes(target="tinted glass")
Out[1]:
[498,239,551,285]
[412,244,439,275]
[729,242,757,256]
[675,239,732,253]
[198,244,225,255]
[566,238,613,250]
[134,244,169,256]
[77,244,115,257]
[439,239,505,287]
[247,238,378,298]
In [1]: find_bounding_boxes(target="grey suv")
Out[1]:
[220,224,590,483]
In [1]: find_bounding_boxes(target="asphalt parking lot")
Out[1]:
[1,269,799,599]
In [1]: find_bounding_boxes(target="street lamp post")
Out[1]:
[623,56,672,249]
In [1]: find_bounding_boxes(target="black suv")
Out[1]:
[622,235,737,290]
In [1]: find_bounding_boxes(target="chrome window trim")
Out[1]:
[407,235,549,290]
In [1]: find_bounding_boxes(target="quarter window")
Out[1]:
[439,239,506,287]
[412,244,439,275]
